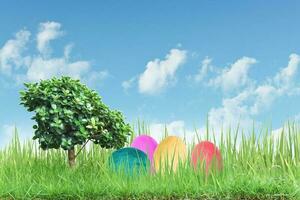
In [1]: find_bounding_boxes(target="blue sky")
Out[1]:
[1,1,300,146]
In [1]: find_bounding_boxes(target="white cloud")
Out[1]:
[270,127,284,142]
[274,53,300,94]
[138,49,187,95]
[250,84,278,115]
[64,44,73,60]
[208,89,254,131]
[0,123,34,149]
[0,30,31,75]
[37,21,64,55]
[149,120,205,144]
[26,57,90,81]
[83,70,109,87]
[0,21,108,86]
[150,120,185,141]
[208,57,257,92]
[269,127,292,152]
[207,82,279,132]
[2,124,15,136]
[194,57,213,82]
[0,124,14,148]
[122,77,136,91]
[295,113,300,121]
[207,54,300,131]
[148,120,228,147]
[250,54,300,114]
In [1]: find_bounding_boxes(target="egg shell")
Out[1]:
[109,147,150,176]
[191,141,222,174]
[153,136,187,173]
[131,134,158,164]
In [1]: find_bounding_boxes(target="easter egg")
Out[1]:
[109,147,150,175]
[191,141,222,174]
[131,135,158,164]
[153,136,187,173]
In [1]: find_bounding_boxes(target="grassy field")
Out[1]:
[0,122,299,199]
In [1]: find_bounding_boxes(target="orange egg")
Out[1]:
[153,136,187,173]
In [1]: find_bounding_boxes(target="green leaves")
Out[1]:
[61,137,72,149]
[20,76,132,152]
[51,103,57,110]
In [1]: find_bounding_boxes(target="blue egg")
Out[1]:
[109,147,150,176]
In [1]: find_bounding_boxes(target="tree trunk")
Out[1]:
[68,148,76,168]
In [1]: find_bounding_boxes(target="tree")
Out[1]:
[20,76,132,167]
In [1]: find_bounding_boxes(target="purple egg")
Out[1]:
[131,135,158,164]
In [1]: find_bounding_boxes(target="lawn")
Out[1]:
[0,122,299,199]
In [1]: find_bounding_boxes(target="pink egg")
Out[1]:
[191,141,222,174]
[131,135,158,166]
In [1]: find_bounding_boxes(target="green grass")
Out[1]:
[0,122,299,199]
